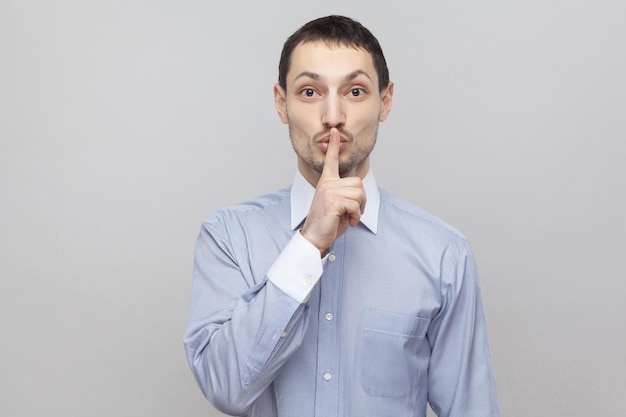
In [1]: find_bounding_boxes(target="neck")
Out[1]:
[298,158,370,187]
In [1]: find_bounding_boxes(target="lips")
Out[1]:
[318,139,347,152]
[315,130,349,152]
[317,132,348,143]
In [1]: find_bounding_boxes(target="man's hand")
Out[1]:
[300,128,367,254]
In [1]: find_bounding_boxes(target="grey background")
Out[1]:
[1,1,624,416]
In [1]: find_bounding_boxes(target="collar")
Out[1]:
[290,169,380,234]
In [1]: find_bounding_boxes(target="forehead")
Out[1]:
[287,41,378,85]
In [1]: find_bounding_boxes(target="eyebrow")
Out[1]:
[293,70,373,84]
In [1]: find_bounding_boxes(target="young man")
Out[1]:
[184,15,500,417]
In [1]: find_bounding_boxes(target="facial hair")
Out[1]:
[288,122,379,177]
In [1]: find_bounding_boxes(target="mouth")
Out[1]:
[317,133,348,152]
[318,138,348,152]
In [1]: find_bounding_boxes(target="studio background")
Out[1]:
[1,1,624,416]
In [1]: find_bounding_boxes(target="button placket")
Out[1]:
[314,240,342,416]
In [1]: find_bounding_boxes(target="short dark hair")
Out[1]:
[278,15,390,93]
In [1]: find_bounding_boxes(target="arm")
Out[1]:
[427,239,500,417]
[183,219,320,415]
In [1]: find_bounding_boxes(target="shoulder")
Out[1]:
[378,188,468,245]
[375,189,477,291]
[207,187,291,221]
[202,187,291,233]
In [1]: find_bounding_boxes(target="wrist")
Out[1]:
[299,229,328,257]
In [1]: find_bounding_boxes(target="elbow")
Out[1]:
[201,373,257,416]
[184,341,255,416]
[207,391,254,416]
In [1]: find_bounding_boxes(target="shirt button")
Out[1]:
[328,253,336,262]
[281,331,287,338]
[323,372,332,381]
[304,275,313,285]
[325,312,334,321]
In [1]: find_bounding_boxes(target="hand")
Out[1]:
[300,128,367,254]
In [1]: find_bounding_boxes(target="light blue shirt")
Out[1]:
[184,171,499,417]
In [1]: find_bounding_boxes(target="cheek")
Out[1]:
[350,107,381,133]
[288,108,320,135]
[288,100,316,120]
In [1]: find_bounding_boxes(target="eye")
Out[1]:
[348,88,366,97]
[300,88,318,98]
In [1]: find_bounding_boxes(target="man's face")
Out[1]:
[274,41,393,184]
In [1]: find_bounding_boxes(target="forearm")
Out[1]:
[185,280,309,415]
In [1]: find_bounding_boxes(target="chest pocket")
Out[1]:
[357,308,431,398]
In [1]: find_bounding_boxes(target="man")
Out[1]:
[184,15,499,417]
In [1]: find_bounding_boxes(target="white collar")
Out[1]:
[290,169,380,234]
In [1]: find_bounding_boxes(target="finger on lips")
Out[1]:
[322,128,340,179]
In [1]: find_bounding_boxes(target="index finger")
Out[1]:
[321,127,340,179]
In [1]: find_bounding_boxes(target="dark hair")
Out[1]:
[278,15,390,92]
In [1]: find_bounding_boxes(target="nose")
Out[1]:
[321,93,345,129]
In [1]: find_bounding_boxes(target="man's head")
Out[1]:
[278,15,390,94]
[274,16,394,184]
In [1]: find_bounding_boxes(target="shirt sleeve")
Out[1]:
[183,219,321,416]
[426,239,500,417]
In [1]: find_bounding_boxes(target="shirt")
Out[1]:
[184,171,500,417]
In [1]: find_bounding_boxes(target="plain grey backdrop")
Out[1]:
[1,1,625,416]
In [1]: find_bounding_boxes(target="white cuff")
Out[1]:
[267,231,324,303]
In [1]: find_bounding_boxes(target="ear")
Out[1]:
[378,81,394,122]
[274,83,289,124]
